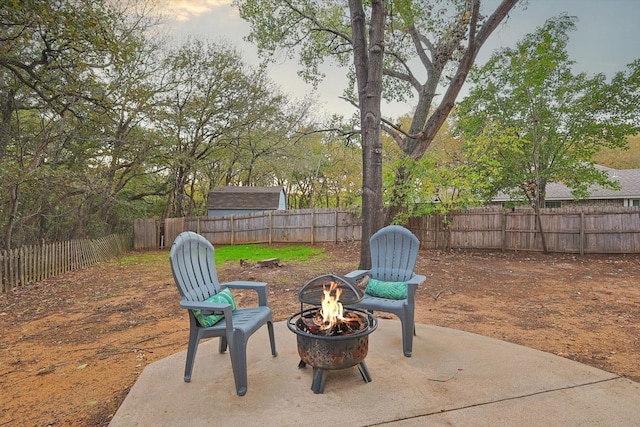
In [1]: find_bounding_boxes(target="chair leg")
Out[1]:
[267,320,278,357]
[219,336,228,353]
[184,326,200,382]
[401,312,415,357]
[228,332,248,396]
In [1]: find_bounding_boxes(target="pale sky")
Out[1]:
[159,0,640,118]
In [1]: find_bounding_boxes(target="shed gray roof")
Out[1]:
[206,186,284,210]
[493,166,640,202]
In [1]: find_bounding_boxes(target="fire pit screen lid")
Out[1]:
[297,274,363,305]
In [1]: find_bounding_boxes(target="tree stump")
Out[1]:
[257,258,281,268]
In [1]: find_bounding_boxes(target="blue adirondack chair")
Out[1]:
[346,225,426,357]
[169,231,277,396]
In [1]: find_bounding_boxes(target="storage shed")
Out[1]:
[206,186,287,217]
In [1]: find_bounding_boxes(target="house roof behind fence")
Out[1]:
[493,165,640,202]
[206,186,285,210]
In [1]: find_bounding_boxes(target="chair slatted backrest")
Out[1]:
[170,231,220,302]
[369,225,419,282]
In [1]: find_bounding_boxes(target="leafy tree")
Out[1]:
[278,132,327,209]
[235,0,518,267]
[316,134,363,208]
[85,23,169,227]
[158,39,251,217]
[383,111,487,224]
[212,83,315,190]
[2,0,375,248]
[0,0,161,248]
[159,39,311,217]
[455,15,640,251]
[274,129,362,209]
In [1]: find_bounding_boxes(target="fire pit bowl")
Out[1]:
[288,274,378,394]
[287,307,378,371]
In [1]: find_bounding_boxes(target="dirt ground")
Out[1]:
[1,242,639,426]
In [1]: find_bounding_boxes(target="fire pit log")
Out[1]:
[298,310,366,336]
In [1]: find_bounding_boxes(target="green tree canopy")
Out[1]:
[455,14,640,250]
[0,0,370,249]
[0,0,162,248]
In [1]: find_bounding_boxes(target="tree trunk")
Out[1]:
[0,89,17,249]
[4,184,19,251]
[388,0,519,216]
[173,168,187,217]
[349,0,387,269]
[0,88,16,164]
[532,202,548,253]
[534,180,548,253]
[384,164,410,224]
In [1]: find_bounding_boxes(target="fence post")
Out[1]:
[502,212,507,251]
[231,215,235,245]
[19,246,25,288]
[10,248,15,290]
[269,211,273,245]
[42,242,48,280]
[580,212,585,255]
[435,212,440,250]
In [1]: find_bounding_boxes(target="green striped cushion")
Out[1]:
[365,278,408,300]
[193,288,237,327]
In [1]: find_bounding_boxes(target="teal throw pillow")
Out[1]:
[193,288,237,327]
[365,278,408,300]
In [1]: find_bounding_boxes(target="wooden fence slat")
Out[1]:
[0,234,132,295]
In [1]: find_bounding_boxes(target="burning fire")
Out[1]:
[320,281,348,330]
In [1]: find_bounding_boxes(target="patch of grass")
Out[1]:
[115,244,323,267]
[215,244,323,265]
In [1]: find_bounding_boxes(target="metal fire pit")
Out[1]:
[287,274,378,394]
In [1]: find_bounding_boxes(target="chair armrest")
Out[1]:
[406,274,426,303]
[180,299,234,318]
[181,299,234,334]
[344,270,371,280]
[407,273,426,286]
[221,280,269,307]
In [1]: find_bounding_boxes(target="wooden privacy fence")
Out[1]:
[1,234,133,294]
[133,218,160,250]
[408,206,640,254]
[133,206,640,254]
[134,208,362,250]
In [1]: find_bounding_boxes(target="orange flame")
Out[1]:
[320,281,346,330]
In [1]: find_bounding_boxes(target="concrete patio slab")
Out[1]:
[110,320,640,426]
